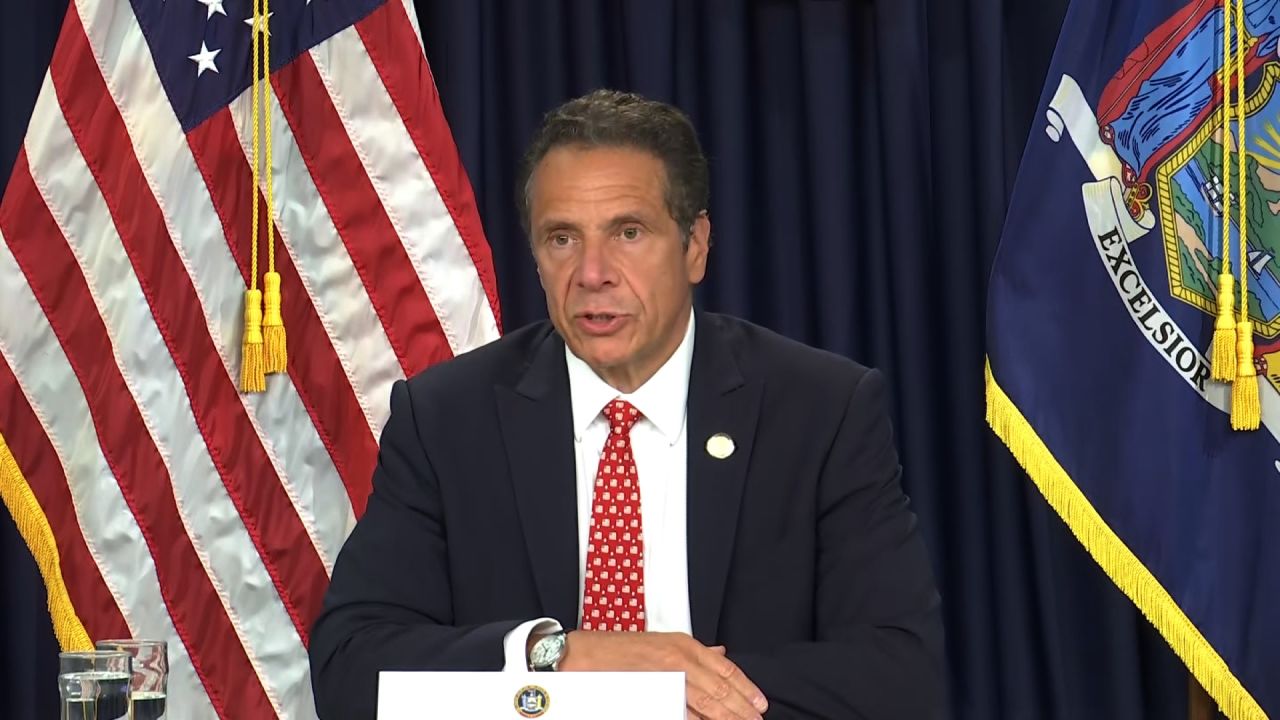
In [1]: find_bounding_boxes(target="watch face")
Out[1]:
[530,633,564,667]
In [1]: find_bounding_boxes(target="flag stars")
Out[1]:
[194,0,227,19]
[187,41,222,76]
[245,11,274,36]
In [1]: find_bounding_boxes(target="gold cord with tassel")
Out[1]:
[261,0,287,374]
[1230,0,1260,430]
[1211,4,1237,381]
[1233,321,1260,430]
[240,0,266,394]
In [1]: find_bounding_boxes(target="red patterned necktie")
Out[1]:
[580,399,647,631]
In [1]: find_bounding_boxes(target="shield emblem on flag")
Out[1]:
[1152,62,1280,387]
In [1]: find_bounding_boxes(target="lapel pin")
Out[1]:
[706,433,735,460]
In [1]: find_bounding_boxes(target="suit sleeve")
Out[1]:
[309,380,522,718]
[727,369,947,719]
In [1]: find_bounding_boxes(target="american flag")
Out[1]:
[0,0,500,716]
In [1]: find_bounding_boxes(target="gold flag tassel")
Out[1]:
[260,0,287,374]
[240,0,267,393]
[1211,276,1236,380]
[1211,5,1237,381]
[241,287,266,393]
[263,272,287,373]
[1233,322,1260,430]
[1230,0,1260,430]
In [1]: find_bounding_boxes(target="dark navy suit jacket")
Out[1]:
[309,311,945,718]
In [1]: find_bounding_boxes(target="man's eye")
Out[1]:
[550,234,572,247]
[621,227,640,240]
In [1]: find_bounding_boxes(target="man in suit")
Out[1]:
[309,89,945,719]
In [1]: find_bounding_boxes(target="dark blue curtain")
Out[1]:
[0,1,1192,718]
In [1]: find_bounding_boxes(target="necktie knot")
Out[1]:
[604,399,642,435]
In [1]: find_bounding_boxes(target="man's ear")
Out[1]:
[686,211,711,285]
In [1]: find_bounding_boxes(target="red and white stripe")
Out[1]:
[0,0,500,717]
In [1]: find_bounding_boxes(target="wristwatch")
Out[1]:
[528,630,568,672]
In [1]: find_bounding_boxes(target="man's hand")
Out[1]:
[557,631,768,720]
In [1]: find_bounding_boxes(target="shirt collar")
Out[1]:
[565,308,695,443]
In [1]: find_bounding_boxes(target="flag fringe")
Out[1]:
[985,359,1267,720]
[0,432,93,651]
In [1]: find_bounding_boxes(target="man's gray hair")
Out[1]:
[517,89,710,239]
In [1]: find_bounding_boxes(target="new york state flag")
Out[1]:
[987,1,1280,717]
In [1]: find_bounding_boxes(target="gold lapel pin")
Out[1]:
[706,433,735,460]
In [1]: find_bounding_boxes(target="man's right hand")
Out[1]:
[555,631,768,720]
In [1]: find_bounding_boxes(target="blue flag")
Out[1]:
[987,1,1279,717]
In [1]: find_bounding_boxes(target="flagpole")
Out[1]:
[1189,673,1224,720]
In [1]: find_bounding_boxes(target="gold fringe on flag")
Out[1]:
[0,433,92,651]
[985,362,1267,720]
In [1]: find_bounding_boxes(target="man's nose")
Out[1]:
[576,236,616,289]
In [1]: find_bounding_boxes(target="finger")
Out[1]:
[696,650,768,715]
[685,666,763,720]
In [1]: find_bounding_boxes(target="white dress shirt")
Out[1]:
[502,310,696,669]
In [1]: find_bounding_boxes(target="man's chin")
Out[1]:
[570,340,631,373]
[580,350,627,372]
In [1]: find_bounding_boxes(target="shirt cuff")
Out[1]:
[501,618,563,671]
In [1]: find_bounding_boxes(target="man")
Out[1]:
[309,90,945,719]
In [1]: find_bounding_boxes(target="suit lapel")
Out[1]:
[686,313,762,645]
[495,328,581,628]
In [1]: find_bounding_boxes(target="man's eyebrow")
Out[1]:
[605,213,651,229]
[535,218,582,235]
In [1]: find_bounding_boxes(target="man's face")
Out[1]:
[528,145,710,392]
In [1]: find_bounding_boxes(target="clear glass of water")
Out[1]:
[59,650,131,720]
[96,639,168,720]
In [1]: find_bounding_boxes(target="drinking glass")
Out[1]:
[59,650,131,720]
[96,639,168,719]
